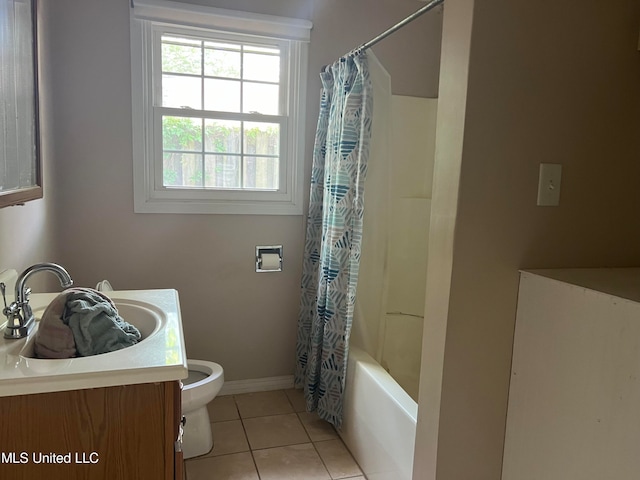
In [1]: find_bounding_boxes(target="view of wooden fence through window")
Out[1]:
[160,34,282,190]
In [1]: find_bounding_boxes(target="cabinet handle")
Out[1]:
[175,415,187,453]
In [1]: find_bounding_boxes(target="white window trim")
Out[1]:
[130,0,311,215]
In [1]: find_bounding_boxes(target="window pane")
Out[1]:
[244,122,279,156]
[163,152,203,187]
[162,40,202,75]
[204,47,240,78]
[163,116,202,151]
[244,45,279,55]
[243,53,279,82]
[162,74,201,109]
[204,41,240,51]
[204,78,240,112]
[204,119,241,153]
[243,156,279,190]
[164,35,201,46]
[243,82,279,114]
[205,154,241,188]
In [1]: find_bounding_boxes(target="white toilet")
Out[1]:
[181,360,224,459]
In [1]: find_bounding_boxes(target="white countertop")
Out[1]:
[0,288,188,397]
[522,268,640,303]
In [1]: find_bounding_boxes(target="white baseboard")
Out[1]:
[219,375,295,396]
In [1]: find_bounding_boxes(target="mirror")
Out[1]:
[0,0,42,208]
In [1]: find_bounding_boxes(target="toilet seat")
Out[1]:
[182,360,224,412]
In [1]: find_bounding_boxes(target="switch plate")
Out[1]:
[537,163,562,206]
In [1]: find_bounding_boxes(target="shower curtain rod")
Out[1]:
[344,0,445,58]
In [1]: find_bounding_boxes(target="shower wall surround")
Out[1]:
[353,95,437,401]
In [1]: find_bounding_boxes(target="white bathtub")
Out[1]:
[339,345,418,480]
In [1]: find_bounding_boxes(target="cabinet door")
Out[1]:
[0,382,173,480]
[175,450,184,480]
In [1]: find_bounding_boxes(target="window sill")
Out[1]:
[134,195,303,215]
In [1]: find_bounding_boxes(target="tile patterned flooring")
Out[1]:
[184,389,366,480]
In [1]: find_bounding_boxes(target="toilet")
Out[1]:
[181,360,225,459]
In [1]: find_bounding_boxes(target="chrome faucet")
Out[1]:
[1,263,73,339]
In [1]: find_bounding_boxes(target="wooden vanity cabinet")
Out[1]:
[0,381,183,480]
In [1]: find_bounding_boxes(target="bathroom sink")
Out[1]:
[0,288,186,398]
[18,299,163,360]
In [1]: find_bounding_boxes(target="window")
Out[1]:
[160,35,283,191]
[0,0,42,208]
[130,1,311,214]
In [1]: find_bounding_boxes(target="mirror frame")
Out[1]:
[0,0,42,208]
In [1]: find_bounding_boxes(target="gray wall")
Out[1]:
[19,0,441,381]
[415,0,640,479]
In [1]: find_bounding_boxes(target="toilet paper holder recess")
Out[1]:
[256,245,283,273]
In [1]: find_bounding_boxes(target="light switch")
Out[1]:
[537,163,562,207]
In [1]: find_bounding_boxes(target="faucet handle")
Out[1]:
[0,283,18,319]
[0,283,6,310]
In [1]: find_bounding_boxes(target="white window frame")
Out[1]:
[130,0,311,215]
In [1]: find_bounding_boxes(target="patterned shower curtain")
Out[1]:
[295,52,373,428]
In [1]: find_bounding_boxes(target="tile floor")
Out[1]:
[184,389,366,480]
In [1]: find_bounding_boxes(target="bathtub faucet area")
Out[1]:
[1,263,73,339]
